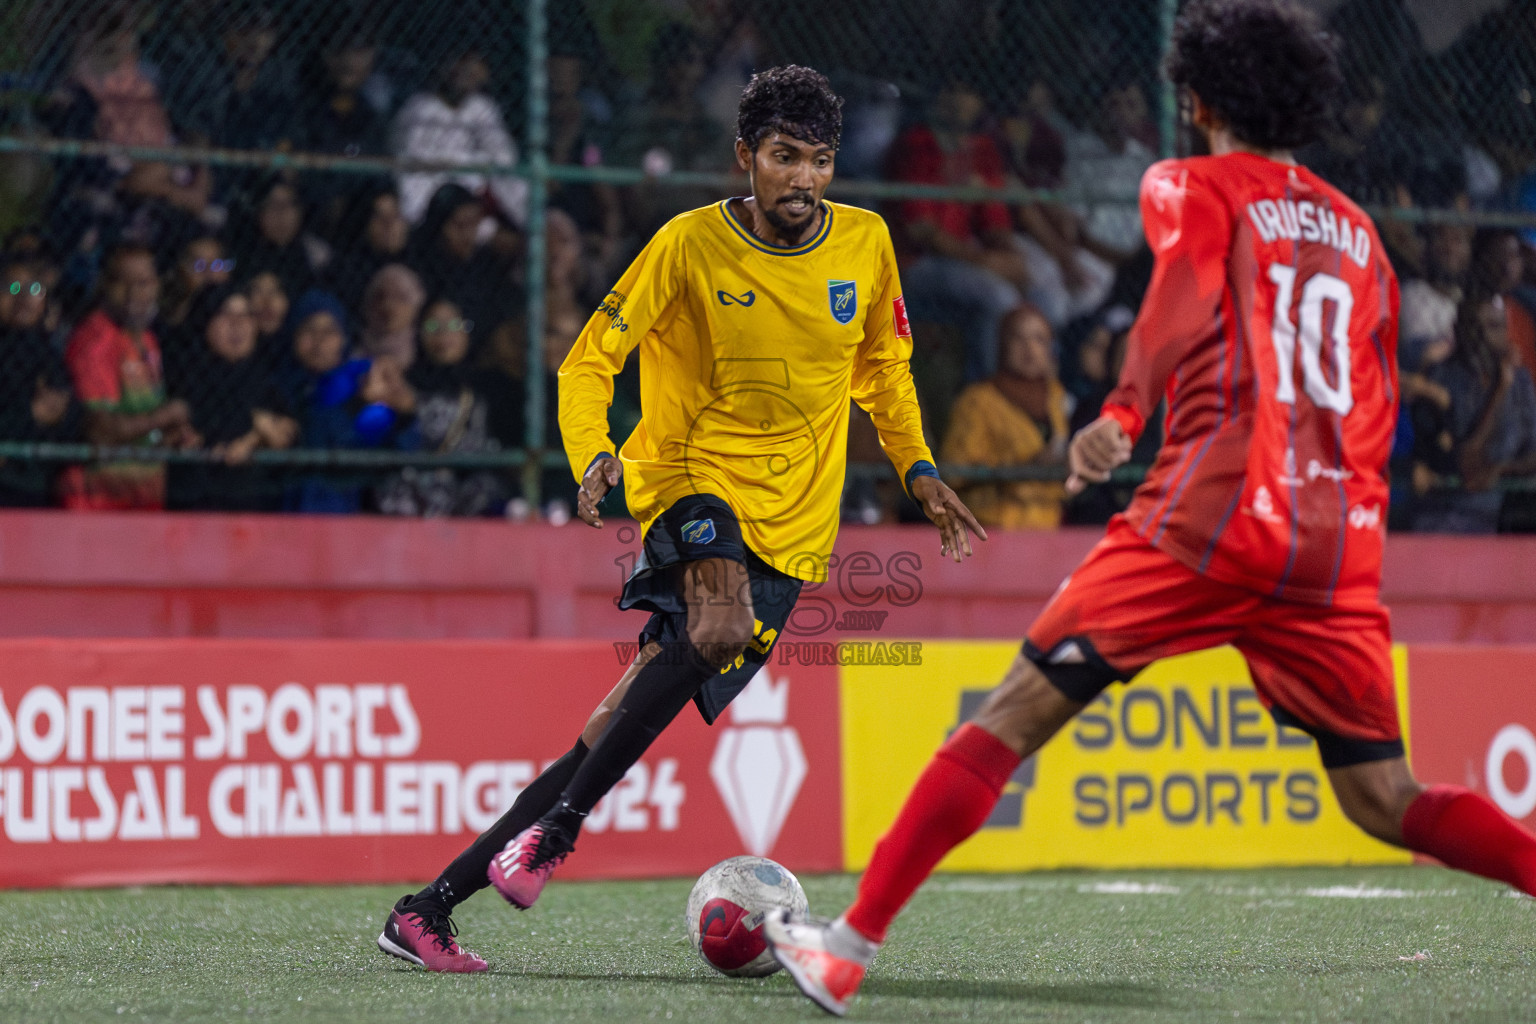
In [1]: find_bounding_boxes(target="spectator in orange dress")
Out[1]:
[61,244,200,510]
[940,304,1070,529]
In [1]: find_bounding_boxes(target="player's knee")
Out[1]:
[581,706,614,747]
[582,643,660,746]
[971,655,1083,757]
[1337,792,1401,845]
[1334,772,1422,846]
[581,689,626,746]
[687,603,754,669]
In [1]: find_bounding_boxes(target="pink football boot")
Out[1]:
[377,896,488,973]
[487,823,575,909]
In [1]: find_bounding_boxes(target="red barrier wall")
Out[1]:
[1,510,1535,642]
[4,637,1532,888]
[0,639,841,888]
[1408,646,1536,830]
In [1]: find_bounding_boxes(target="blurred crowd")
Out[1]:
[0,0,1535,532]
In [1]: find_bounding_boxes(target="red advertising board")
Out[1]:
[1408,646,1536,828]
[0,640,841,888]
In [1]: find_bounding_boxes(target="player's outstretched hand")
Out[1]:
[1066,416,1133,496]
[577,456,623,528]
[912,475,988,563]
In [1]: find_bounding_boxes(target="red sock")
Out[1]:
[845,724,1021,943]
[1401,784,1536,896]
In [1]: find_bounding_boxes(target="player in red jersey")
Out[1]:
[766,1,1536,1015]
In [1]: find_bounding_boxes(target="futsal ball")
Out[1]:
[685,855,808,977]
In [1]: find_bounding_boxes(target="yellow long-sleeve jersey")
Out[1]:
[559,199,934,582]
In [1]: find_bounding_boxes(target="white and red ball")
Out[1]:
[685,855,808,977]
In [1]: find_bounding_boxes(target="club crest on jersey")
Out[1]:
[681,519,717,545]
[828,280,857,325]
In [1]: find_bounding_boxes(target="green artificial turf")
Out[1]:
[1,867,1530,1022]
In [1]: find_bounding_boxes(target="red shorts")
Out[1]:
[1026,520,1402,766]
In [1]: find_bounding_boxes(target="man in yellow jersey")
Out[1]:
[377,66,984,972]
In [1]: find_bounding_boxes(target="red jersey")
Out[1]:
[60,310,168,510]
[1102,153,1400,606]
[892,126,1012,245]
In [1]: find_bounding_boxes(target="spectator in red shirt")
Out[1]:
[891,78,1031,382]
[60,244,200,510]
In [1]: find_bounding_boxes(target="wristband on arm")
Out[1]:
[904,459,940,497]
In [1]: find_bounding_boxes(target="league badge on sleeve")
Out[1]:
[828,280,857,325]
[893,294,912,337]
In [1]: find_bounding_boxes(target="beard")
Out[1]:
[761,192,816,237]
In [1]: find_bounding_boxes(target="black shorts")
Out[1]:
[620,493,803,724]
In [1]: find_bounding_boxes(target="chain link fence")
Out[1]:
[1,0,1535,529]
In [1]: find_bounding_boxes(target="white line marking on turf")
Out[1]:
[929,879,1467,899]
[929,879,1071,893]
[1079,881,1182,895]
[931,880,1031,893]
[1302,886,1414,899]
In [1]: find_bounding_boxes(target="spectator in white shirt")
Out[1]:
[391,49,527,229]
[1400,223,1471,372]
[1062,80,1157,267]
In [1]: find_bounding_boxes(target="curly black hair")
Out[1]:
[736,65,843,151]
[1165,0,1342,151]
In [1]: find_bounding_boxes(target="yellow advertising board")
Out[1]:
[841,642,1412,871]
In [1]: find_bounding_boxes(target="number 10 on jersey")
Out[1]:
[1267,264,1355,416]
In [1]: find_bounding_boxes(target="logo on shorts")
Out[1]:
[828,280,857,325]
[1047,640,1087,665]
[681,518,717,545]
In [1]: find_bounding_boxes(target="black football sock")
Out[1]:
[540,643,718,839]
[416,737,589,909]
